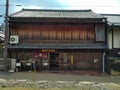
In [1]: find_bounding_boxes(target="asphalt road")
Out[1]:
[0,72,120,83]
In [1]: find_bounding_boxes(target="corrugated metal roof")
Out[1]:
[10,9,104,19]
[101,14,120,25]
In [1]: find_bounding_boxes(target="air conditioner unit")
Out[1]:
[10,35,19,44]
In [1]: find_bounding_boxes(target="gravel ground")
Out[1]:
[0,79,119,90]
[0,72,119,90]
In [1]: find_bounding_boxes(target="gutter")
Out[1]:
[103,52,106,73]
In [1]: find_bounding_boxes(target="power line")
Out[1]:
[0,4,120,7]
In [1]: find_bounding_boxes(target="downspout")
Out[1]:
[103,52,106,73]
[102,18,107,73]
[111,24,114,49]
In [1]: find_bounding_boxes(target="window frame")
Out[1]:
[94,24,105,42]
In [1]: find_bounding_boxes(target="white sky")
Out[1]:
[0,0,120,24]
[57,0,120,14]
[11,0,120,14]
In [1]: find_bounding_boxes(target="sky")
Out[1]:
[0,0,120,24]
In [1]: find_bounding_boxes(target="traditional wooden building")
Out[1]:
[8,9,107,72]
[102,14,120,74]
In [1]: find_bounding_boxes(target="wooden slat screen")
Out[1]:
[72,52,102,70]
[10,23,94,41]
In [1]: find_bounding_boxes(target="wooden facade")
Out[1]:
[9,22,106,44]
[10,23,95,43]
[9,49,103,71]
[8,9,107,72]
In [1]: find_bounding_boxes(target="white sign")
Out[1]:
[16,63,21,66]
[43,63,48,66]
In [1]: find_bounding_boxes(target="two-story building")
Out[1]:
[102,14,120,75]
[8,9,107,72]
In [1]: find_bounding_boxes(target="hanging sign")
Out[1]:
[42,49,55,53]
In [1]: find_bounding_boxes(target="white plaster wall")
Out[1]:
[108,31,112,49]
[114,27,120,48]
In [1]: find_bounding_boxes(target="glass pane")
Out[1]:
[95,24,105,41]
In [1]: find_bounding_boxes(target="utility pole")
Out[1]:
[4,0,9,71]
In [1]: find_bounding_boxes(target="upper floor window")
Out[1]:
[95,24,105,42]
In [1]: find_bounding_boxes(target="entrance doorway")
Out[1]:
[50,53,59,71]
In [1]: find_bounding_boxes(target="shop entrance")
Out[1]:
[50,53,59,71]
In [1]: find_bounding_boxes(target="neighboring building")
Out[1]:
[8,9,107,72]
[0,31,4,43]
[0,31,4,50]
[102,14,120,74]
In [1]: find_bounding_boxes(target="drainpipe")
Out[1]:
[111,24,114,49]
[103,52,106,73]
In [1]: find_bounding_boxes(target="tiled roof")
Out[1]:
[101,14,120,25]
[10,9,104,19]
[8,44,107,49]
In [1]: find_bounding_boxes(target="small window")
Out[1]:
[95,24,105,41]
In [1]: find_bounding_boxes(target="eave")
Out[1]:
[8,44,107,50]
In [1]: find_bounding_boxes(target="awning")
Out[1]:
[8,44,107,49]
[108,57,120,60]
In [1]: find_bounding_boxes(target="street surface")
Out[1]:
[0,72,119,83]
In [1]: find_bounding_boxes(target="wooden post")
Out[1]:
[4,0,9,71]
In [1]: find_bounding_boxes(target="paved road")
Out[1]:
[0,72,120,83]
